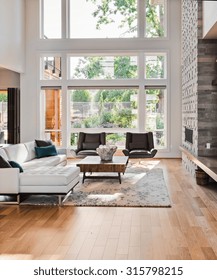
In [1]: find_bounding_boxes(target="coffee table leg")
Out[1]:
[82,172,86,183]
[118,172,121,184]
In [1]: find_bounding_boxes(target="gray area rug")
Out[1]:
[20,165,171,207]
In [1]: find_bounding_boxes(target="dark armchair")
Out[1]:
[122,132,157,158]
[72,132,106,157]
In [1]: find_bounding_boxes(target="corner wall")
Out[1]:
[0,0,25,73]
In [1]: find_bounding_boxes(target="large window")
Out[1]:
[41,0,167,39]
[39,0,169,150]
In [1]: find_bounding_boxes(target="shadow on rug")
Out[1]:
[20,166,171,207]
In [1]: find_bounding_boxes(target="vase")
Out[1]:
[96,145,117,161]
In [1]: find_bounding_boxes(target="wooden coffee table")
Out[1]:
[76,156,129,184]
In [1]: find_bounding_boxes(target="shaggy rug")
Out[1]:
[20,165,171,207]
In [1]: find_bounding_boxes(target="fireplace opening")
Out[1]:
[185,127,193,144]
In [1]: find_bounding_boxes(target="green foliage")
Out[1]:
[71,133,78,146]
[94,89,135,103]
[73,57,104,79]
[83,115,101,128]
[146,0,164,37]
[156,114,164,129]
[106,133,125,145]
[111,107,136,128]
[0,94,7,102]
[87,0,137,34]
[87,0,164,37]
[114,56,137,78]
[71,90,91,102]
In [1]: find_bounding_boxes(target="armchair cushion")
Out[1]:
[85,134,100,143]
[129,141,148,150]
[83,142,100,150]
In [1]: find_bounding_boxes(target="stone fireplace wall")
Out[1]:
[181,0,199,174]
[182,0,217,174]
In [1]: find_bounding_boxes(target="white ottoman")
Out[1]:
[19,166,80,205]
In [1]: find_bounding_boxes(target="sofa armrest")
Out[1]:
[0,168,19,194]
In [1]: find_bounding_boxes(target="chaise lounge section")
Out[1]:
[0,141,80,205]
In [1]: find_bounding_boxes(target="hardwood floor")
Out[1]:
[0,158,217,260]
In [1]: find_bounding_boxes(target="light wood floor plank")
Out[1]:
[0,158,217,259]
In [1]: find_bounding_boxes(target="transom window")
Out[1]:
[41,0,167,39]
[69,55,138,80]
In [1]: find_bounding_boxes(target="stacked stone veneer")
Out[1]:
[182,0,217,175]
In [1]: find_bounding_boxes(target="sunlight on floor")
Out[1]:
[128,159,161,170]
[0,254,33,260]
[87,192,124,202]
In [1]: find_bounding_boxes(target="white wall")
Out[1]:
[0,0,25,73]
[21,0,182,157]
[0,69,20,88]
[203,1,217,39]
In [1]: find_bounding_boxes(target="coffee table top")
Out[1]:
[77,156,128,166]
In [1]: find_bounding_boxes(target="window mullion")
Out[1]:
[138,52,145,131]
[138,0,145,38]
[62,0,67,38]
[40,0,44,39]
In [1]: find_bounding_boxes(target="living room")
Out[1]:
[1,0,217,268]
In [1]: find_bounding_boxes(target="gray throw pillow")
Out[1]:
[35,139,53,147]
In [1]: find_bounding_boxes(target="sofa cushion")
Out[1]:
[35,139,53,147]
[0,148,9,160]
[4,144,29,164]
[19,166,80,186]
[35,145,57,158]
[24,141,36,161]
[22,154,67,169]
[8,160,24,173]
[0,155,12,168]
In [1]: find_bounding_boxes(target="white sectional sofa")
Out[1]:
[0,141,80,205]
